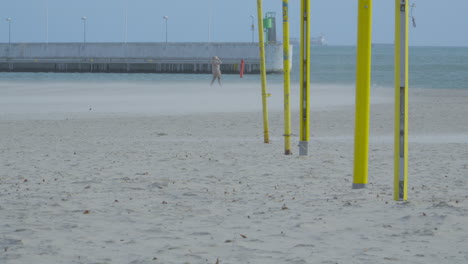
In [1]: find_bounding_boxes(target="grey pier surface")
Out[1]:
[0,42,291,74]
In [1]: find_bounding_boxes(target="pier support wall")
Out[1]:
[0,42,290,74]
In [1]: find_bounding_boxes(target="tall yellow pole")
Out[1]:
[299,0,311,156]
[282,0,291,155]
[394,0,409,200]
[353,0,372,189]
[257,0,270,143]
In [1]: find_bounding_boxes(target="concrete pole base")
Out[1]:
[299,141,308,156]
[352,183,366,189]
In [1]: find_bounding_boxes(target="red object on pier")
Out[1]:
[240,59,245,78]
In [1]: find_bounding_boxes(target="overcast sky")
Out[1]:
[1,0,467,46]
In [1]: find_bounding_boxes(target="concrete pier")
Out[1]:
[0,42,291,74]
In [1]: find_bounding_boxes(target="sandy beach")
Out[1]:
[1,81,467,263]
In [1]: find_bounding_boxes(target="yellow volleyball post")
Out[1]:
[257,0,270,143]
[353,0,373,189]
[394,0,409,200]
[299,0,311,156]
[282,0,291,155]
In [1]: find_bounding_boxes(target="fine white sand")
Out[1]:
[0,80,467,264]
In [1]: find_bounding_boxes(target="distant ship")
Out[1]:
[290,34,327,46]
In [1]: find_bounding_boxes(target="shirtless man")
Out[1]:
[210,56,222,86]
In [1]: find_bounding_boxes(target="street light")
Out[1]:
[250,15,255,43]
[163,16,169,44]
[81,16,87,43]
[5,18,11,46]
[124,5,128,43]
[45,0,49,44]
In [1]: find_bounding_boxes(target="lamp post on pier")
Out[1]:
[5,18,12,47]
[250,15,255,43]
[81,16,87,43]
[163,16,169,44]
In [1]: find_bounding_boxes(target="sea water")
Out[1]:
[0,45,467,89]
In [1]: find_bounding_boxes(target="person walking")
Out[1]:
[210,56,222,86]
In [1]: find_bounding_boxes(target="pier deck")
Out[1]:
[0,42,290,74]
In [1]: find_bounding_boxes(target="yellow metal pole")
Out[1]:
[299,0,311,156]
[353,0,372,189]
[283,0,291,155]
[257,0,270,143]
[394,0,409,200]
